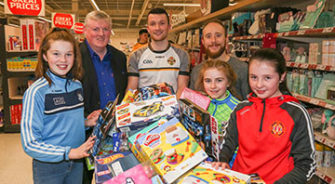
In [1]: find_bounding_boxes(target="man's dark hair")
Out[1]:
[139,29,148,35]
[147,8,170,24]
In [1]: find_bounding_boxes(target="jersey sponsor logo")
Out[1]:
[270,121,285,137]
[155,56,165,59]
[143,59,153,64]
[167,56,176,65]
[53,97,65,105]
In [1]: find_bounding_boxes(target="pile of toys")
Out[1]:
[88,83,263,184]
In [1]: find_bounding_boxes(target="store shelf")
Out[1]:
[6,71,34,77]
[9,99,23,105]
[316,167,335,184]
[286,62,335,72]
[292,93,335,111]
[314,132,335,150]
[9,96,23,100]
[233,27,335,41]
[6,51,37,58]
[3,123,20,133]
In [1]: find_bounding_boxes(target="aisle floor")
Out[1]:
[0,133,33,184]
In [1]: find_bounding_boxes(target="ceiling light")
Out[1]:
[89,0,100,11]
[163,3,200,7]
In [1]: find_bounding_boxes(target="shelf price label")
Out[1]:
[322,27,334,33]
[325,104,335,110]
[301,63,309,69]
[310,98,320,105]
[297,30,306,35]
[316,65,326,70]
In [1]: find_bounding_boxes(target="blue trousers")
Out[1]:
[33,159,83,184]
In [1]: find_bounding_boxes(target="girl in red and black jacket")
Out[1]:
[212,48,316,184]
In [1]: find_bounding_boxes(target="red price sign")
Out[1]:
[74,22,84,34]
[52,13,75,29]
[5,0,44,16]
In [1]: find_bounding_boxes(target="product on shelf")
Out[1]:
[10,104,22,125]
[20,18,50,51]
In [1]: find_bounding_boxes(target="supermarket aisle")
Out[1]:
[0,133,33,184]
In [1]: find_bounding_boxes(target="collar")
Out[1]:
[247,92,299,105]
[148,41,171,53]
[211,90,231,105]
[85,40,111,58]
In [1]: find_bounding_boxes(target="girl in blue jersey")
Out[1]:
[21,28,99,184]
[196,60,240,165]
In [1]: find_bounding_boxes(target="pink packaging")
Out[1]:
[180,88,211,110]
[104,164,152,184]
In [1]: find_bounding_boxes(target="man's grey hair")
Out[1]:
[84,10,111,27]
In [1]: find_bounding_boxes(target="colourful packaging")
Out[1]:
[116,95,179,132]
[104,164,151,184]
[177,162,250,184]
[136,117,208,184]
[180,87,211,110]
[128,118,168,162]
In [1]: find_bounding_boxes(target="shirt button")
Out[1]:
[102,72,104,75]
[107,93,110,96]
[104,82,106,86]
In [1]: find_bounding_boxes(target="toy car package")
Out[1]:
[90,95,119,157]
[94,151,139,184]
[116,95,179,132]
[177,162,250,184]
[180,87,211,110]
[179,98,213,158]
[135,117,208,184]
[138,82,175,101]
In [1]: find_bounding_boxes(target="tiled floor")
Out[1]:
[0,133,33,184]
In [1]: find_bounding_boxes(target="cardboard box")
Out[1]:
[94,151,139,184]
[180,87,211,110]
[177,162,250,184]
[128,118,168,163]
[116,95,179,132]
[136,117,208,184]
[179,98,212,157]
[20,18,49,51]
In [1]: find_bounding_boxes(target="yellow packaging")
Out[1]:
[136,117,208,184]
[177,162,250,184]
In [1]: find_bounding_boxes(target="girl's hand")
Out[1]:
[85,109,102,127]
[211,161,230,170]
[68,136,96,159]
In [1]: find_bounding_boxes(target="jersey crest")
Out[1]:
[167,56,176,65]
[270,121,285,137]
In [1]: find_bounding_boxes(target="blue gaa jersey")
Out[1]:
[21,71,85,162]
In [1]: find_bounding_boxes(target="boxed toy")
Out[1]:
[180,87,211,110]
[94,151,139,184]
[177,162,250,184]
[90,96,119,157]
[20,18,49,51]
[104,164,151,184]
[128,118,168,162]
[116,95,179,132]
[179,98,212,158]
[136,117,208,184]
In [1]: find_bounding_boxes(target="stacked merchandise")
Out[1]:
[89,83,255,184]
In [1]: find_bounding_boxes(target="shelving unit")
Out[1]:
[0,18,37,132]
[316,167,335,184]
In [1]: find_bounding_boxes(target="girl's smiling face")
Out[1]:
[249,59,286,99]
[43,40,74,77]
[203,67,230,99]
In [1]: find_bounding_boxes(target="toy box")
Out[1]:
[94,151,140,184]
[128,118,168,163]
[179,98,212,158]
[136,117,208,184]
[180,87,211,110]
[90,96,119,157]
[121,83,175,104]
[210,115,226,161]
[116,95,179,132]
[177,162,250,184]
[104,164,152,184]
